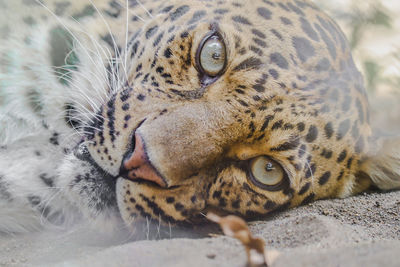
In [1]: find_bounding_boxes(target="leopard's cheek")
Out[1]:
[116,178,207,227]
[206,167,293,218]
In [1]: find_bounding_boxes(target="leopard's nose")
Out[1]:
[120,132,167,188]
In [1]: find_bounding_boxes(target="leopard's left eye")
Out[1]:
[198,34,226,77]
[249,156,285,190]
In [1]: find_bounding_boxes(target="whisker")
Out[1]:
[87,0,129,86]
[35,0,110,92]
[135,0,154,18]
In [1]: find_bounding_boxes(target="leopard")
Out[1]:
[0,0,399,234]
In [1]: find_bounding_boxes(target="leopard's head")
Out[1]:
[58,0,399,230]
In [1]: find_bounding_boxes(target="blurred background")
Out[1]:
[316,0,400,134]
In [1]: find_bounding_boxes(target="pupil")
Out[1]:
[265,162,274,172]
[212,52,221,60]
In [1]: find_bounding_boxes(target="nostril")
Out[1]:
[124,132,146,170]
[120,132,167,188]
[119,119,146,177]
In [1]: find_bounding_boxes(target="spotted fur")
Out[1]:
[0,0,399,233]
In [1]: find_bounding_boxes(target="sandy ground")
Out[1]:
[0,190,398,267]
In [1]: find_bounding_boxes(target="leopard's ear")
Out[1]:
[355,136,400,194]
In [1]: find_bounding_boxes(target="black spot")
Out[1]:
[137,94,146,101]
[301,193,315,205]
[214,8,229,14]
[174,202,184,211]
[153,33,164,47]
[324,122,334,139]
[161,5,174,13]
[65,103,80,129]
[314,23,336,59]
[188,10,206,24]
[305,163,316,179]
[270,53,289,69]
[341,95,352,112]
[297,122,305,132]
[271,120,283,130]
[251,29,266,39]
[49,132,59,146]
[252,84,265,93]
[320,149,333,159]
[271,138,300,151]
[280,17,292,25]
[287,2,305,16]
[264,201,277,210]
[27,195,41,206]
[39,174,54,187]
[166,197,175,203]
[0,176,12,201]
[305,125,318,142]
[156,66,164,73]
[300,17,319,41]
[315,58,330,72]
[337,170,345,180]
[292,37,315,63]
[257,7,272,20]
[232,16,252,25]
[269,69,279,79]
[122,103,130,111]
[319,172,331,185]
[237,99,249,107]
[170,5,190,21]
[278,3,290,12]
[262,0,276,6]
[253,38,267,48]
[106,95,116,142]
[337,119,350,140]
[164,47,173,58]
[212,190,222,199]
[299,144,306,158]
[298,182,310,195]
[250,46,263,56]
[271,29,283,41]
[130,41,139,58]
[232,199,241,209]
[145,26,158,39]
[23,16,36,25]
[337,149,347,163]
[233,57,263,71]
[261,115,274,131]
[347,157,353,169]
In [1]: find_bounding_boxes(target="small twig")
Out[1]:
[207,212,280,267]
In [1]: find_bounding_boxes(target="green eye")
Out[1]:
[249,156,285,189]
[198,35,226,77]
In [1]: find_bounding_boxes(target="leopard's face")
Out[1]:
[59,0,372,228]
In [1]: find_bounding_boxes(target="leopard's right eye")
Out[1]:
[197,34,227,77]
[249,156,286,191]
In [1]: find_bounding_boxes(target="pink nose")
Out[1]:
[122,132,167,188]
